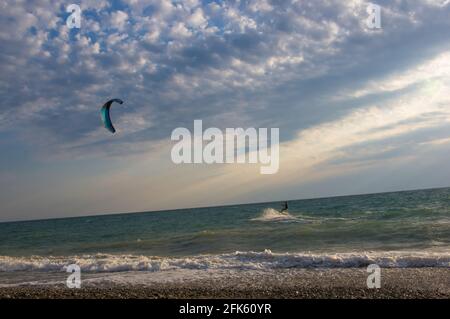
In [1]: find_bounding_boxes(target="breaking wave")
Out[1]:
[0,250,448,273]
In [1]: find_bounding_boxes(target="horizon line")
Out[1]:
[1,185,449,224]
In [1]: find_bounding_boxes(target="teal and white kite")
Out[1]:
[100,98,123,134]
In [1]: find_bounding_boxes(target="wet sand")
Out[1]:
[0,268,448,299]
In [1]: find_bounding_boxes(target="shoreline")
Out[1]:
[0,268,448,299]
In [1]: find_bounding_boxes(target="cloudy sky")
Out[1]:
[0,0,449,221]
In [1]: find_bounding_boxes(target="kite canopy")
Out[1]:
[101,98,123,133]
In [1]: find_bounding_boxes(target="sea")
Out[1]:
[0,187,449,286]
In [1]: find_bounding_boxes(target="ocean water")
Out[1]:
[0,188,449,276]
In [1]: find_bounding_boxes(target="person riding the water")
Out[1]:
[280,201,288,213]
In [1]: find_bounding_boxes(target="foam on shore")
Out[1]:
[0,249,449,273]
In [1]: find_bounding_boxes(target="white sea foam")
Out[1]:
[251,208,300,222]
[0,250,448,273]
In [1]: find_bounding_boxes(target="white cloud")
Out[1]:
[110,10,129,31]
[343,51,450,99]
[170,22,192,38]
[187,8,208,28]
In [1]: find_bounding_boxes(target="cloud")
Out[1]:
[0,0,449,219]
[110,10,129,31]
[164,50,450,203]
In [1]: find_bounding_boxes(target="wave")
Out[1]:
[250,208,300,222]
[0,250,448,273]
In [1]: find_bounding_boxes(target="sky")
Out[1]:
[0,0,449,222]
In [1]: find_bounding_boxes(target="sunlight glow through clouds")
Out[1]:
[180,51,450,200]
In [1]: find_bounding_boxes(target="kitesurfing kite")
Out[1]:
[100,98,123,133]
